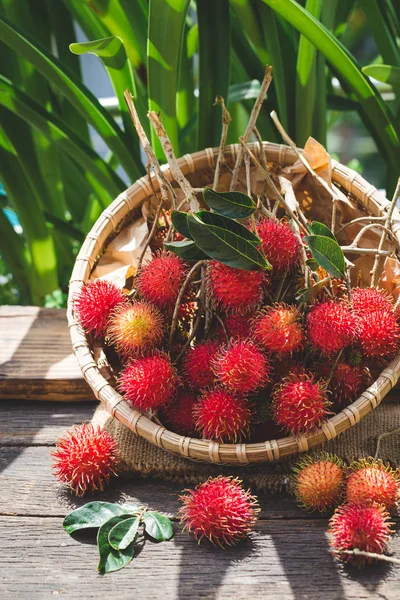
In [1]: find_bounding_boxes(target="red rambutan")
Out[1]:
[319,361,369,406]
[292,453,346,512]
[118,352,179,411]
[136,250,187,308]
[207,261,265,314]
[107,302,164,357]
[346,458,400,511]
[160,390,198,436]
[51,423,119,496]
[194,388,251,442]
[351,287,394,315]
[356,310,400,360]
[212,339,271,394]
[272,372,331,435]
[181,340,220,390]
[306,300,357,355]
[329,503,393,566]
[257,218,301,271]
[179,476,260,546]
[253,304,303,354]
[74,279,126,338]
[224,313,254,339]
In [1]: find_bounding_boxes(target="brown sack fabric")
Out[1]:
[92,401,400,492]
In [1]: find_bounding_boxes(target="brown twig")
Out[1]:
[213,96,232,190]
[147,111,200,212]
[335,549,400,566]
[175,279,207,362]
[270,110,340,233]
[254,126,270,208]
[230,65,273,190]
[214,313,229,343]
[341,247,391,256]
[374,427,400,460]
[324,349,343,389]
[169,260,206,346]
[370,177,400,287]
[336,216,386,236]
[136,166,164,271]
[349,222,400,255]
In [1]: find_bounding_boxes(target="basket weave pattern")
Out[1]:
[68,142,400,465]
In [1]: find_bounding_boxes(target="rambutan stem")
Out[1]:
[324,349,343,389]
[175,279,207,362]
[254,127,270,206]
[137,166,164,272]
[374,426,400,460]
[334,549,400,565]
[230,65,273,191]
[169,260,207,347]
[148,111,200,213]
[336,216,386,237]
[213,96,232,190]
[370,177,400,287]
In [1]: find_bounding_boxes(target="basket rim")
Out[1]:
[67,141,400,465]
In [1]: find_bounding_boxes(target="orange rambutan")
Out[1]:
[207,260,265,314]
[136,250,187,308]
[179,476,260,546]
[346,458,400,511]
[272,372,331,435]
[351,287,394,315]
[74,279,126,338]
[181,340,220,390]
[212,339,271,394]
[292,453,346,512]
[257,218,301,271]
[160,389,198,436]
[51,423,119,496]
[106,301,164,357]
[306,300,357,355]
[193,388,251,442]
[118,351,179,411]
[356,310,400,360]
[328,503,393,566]
[252,304,303,354]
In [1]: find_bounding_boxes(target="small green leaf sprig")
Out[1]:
[63,501,174,574]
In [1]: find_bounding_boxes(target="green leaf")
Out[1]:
[307,221,336,241]
[143,512,174,542]
[63,502,139,535]
[196,0,231,148]
[304,235,345,278]
[306,258,320,271]
[203,188,256,219]
[188,213,270,271]
[194,211,261,245]
[228,80,261,103]
[148,0,190,158]
[0,15,142,179]
[164,240,208,261]
[97,516,135,573]
[108,516,140,551]
[171,210,193,239]
[363,64,400,89]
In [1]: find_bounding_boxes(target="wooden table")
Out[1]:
[1,307,400,599]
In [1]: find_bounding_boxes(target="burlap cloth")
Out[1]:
[92,400,400,492]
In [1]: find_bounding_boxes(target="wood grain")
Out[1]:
[0,306,94,401]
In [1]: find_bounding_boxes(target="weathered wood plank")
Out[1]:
[0,401,95,445]
[0,445,308,520]
[0,306,94,401]
[1,516,399,600]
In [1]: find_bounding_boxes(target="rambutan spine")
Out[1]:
[346,458,400,511]
[207,261,265,314]
[106,301,164,357]
[292,453,346,512]
[193,388,251,442]
[212,339,272,394]
[181,340,220,390]
[306,300,357,355]
[74,279,126,338]
[252,304,303,354]
[135,250,187,308]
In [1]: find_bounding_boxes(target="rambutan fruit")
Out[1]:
[136,250,187,308]
[306,300,357,355]
[253,304,303,354]
[74,279,126,338]
[346,458,400,511]
[51,423,118,496]
[181,340,220,390]
[319,361,369,406]
[207,261,265,314]
[193,388,251,442]
[224,313,254,339]
[292,453,346,512]
[160,390,198,436]
[351,287,394,315]
[328,503,393,566]
[107,302,164,357]
[356,310,400,360]
[212,339,271,394]
[179,476,260,546]
[257,218,301,271]
[118,352,179,411]
[272,372,331,435]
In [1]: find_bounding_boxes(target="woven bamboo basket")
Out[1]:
[68,142,400,465]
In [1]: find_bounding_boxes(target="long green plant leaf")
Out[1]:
[147,0,190,158]
[0,14,142,179]
[363,64,400,88]
[261,0,400,171]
